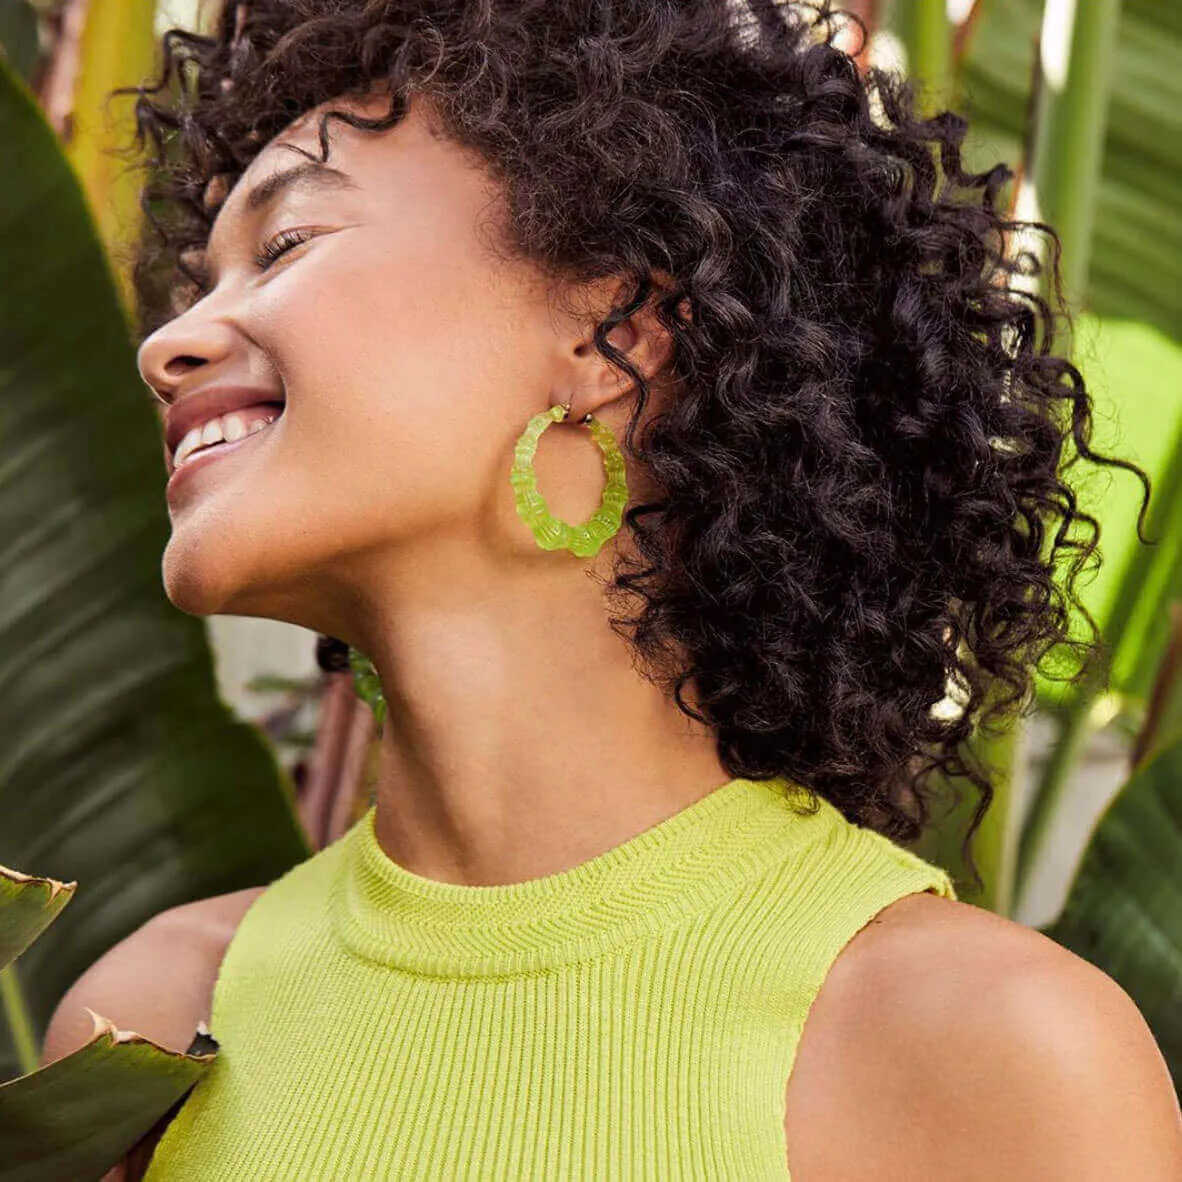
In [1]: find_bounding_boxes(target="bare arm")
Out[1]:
[40,887,265,1180]
[39,910,193,1181]
[41,913,213,1065]
[786,892,1182,1180]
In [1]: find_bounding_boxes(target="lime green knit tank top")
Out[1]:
[143,775,956,1179]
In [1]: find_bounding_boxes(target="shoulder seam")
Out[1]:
[856,823,958,900]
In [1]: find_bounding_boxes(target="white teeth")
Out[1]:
[174,426,206,467]
[172,406,282,471]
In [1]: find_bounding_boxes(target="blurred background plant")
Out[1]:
[0,0,1178,1125]
[0,0,375,1115]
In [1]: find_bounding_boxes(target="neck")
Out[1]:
[354,544,730,888]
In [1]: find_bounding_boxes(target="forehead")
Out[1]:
[210,90,432,225]
[194,87,509,281]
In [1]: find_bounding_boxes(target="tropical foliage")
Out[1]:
[0,0,308,1116]
[0,6,1176,1175]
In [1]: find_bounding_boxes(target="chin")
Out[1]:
[161,532,259,617]
[160,525,334,629]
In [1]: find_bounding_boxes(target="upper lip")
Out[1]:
[164,384,285,472]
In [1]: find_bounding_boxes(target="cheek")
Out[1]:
[255,265,525,547]
[162,232,554,616]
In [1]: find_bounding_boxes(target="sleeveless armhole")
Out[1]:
[142,849,340,1181]
[140,881,282,1181]
[206,881,277,1035]
[781,814,958,1094]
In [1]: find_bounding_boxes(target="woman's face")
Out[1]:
[137,90,637,640]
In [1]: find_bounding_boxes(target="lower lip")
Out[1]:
[166,419,278,503]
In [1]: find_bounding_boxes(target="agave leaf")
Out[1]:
[1,863,218,1180]
[1041,730,1182,1090]
[0,1008,217,1182]
[0,46,309,1084]
[0,865,76,1073]
[0,865,76,974]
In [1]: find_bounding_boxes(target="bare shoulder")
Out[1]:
[786,890,1182,1181]
[39,884,267,1068]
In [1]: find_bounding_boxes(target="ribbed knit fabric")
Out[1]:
[143,774,956,1180]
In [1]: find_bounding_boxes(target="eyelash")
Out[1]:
[254,227,314,270]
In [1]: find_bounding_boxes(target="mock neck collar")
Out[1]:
[329,774,832,979]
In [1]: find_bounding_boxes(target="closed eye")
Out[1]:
[254,227,315,270]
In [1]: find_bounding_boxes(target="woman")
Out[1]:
[46,0,1181,1178]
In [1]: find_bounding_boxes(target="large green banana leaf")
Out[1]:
[1041,730,1182,1090]
[0,0,38,84]
[0,55,310,1086]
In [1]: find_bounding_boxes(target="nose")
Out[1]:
[137,304,240,404]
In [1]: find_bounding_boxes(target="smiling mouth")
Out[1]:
[171,403,284,472]
[167,409,282,495]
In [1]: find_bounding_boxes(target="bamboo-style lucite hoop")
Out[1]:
[348,645,387,728]
[350,403,628,715]
[510,401,628,559]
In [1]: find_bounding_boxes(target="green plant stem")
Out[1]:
[1015,697,1093,907]
[0,964,39,1075]
[890,0,952,115]
[925,680,1024,916]
[968,711,1022,916]
[1026,0,1123,306]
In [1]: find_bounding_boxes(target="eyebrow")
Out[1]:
[243,159,359,214]
[198,157,360,283]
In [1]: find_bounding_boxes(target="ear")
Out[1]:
[558,272,689,416]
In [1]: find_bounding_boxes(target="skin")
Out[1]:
[136,87,731,888]
[44,89,1182,1178]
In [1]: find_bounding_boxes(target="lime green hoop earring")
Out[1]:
[347,645,387,728]
[510,401,628,559]
[350,403,627,716]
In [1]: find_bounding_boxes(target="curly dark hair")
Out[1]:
[125,0,1152,894]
